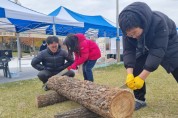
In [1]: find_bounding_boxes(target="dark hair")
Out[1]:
[46,36,61,49]
[46,36,59,44]
[42,40,46,44]
[63,34,80,56]
[119,11,143,34]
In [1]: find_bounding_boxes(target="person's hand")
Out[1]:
[134,76,144,89]
[126,74,137,90]
[67,66,72,70]
[67,66,78,71]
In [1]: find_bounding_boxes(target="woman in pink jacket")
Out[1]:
[64,33,101,82]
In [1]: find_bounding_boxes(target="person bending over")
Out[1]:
[119,2,178,110]
[63,33,101,82]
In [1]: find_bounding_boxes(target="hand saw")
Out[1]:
[120,84,128,89]
[57,69,69,76]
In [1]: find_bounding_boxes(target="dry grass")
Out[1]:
[0,64,178,118]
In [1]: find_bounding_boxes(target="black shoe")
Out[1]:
[135,100,147,110]
[42,83,49,91]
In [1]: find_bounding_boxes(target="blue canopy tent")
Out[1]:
[47,6,117,38]
[0,0,83,71]
[0,1,83,33]
[0,1,54,33]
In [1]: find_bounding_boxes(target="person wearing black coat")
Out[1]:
[118,2,178,110]
[39,40,47,51]
[31,36,75,91]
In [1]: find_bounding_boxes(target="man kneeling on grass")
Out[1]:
[31,36,75,91]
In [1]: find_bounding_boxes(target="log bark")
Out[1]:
[35,91,68,108]
[36,91,103,117]
[47,76,134,118]
[54,106,103,118]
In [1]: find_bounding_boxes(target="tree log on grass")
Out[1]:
[47,76,134,118]
[36,91,103,117]
[54,106,103,118]
[35,91,68,108]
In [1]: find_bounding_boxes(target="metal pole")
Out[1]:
[52,16,56,36]
[16,33,22,72]
[116,0,120,62]
[14,0,21,5]
[14,0,18,3]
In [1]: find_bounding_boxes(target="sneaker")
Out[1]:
[135,99,147,110]
[42,83,49,91]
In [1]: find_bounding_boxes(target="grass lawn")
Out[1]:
[0,64,178,118]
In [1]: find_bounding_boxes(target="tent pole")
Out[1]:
[104,31,107,66]
[16,33,22,72]
[116,0,120,62]
[52,16,56,36]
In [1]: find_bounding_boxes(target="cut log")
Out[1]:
[36,91,102,117]
[35,91,68,108]
[54,106,103,118]
[47,76,134,118]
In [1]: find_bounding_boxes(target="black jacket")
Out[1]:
[39,44,47,51]
[119,2,178,73]
[31,48,73,73]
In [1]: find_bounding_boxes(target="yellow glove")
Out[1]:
[134,76,144,89]
[126,74,137,90]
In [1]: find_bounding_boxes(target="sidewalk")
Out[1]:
[0,55,122,84]
[0,55,38,84]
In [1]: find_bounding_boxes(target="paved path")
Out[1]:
[0,55,38,84]
[0,55,121,84]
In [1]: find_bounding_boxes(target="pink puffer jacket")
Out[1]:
[70,33,101,69]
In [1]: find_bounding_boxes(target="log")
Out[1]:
[54,106,103,118]
[35,91,68,108]
[36,91,103,117]
[47,76,134,118]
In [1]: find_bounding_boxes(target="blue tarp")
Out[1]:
[0,7,5,17]
[47,6,117,38]
[8,18,50,33]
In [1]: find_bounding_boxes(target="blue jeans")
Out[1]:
[82,60,97,82]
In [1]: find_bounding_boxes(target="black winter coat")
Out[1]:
[31,48,73,73]
[119,2,178,73]
[39,44,47,51]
